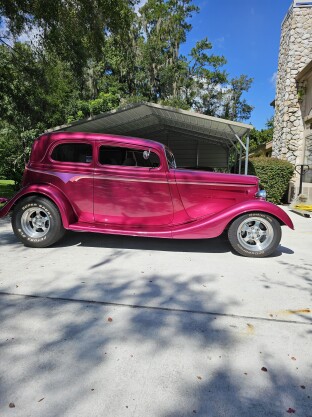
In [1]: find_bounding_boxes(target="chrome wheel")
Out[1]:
[228,212,281,257]
[12,196,65,248]
[21,207,51,238]
[236,216,274,252]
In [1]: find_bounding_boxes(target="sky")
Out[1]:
[178,0,292,129]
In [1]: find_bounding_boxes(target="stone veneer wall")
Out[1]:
[272,5,312,169]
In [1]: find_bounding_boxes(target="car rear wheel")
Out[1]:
[12,196,65,248]
[228,212,281,257]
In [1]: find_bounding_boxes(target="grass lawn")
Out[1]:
[0,180,15,207]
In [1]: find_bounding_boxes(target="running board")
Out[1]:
[68,222,173,238]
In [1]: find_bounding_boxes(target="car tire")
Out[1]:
[228,212,281,258]
[12,196,65,248]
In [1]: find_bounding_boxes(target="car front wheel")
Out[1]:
[12,196,65,248]
[228,212,281,257]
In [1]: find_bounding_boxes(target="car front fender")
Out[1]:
[0,184,76,228]
[172,200,294,239]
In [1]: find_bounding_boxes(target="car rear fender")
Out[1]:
[172,200,294,239]
[0,184,76,228]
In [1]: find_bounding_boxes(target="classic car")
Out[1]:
[0,132,294,257]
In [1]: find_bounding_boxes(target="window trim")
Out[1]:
[96,142,163,171]
[49,140,94,165]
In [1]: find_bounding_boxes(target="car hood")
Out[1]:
[172,169,259,220]
[173,168,259,186]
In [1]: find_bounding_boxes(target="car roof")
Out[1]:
[39,131,165,151]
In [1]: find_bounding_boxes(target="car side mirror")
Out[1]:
[143,149,151,160]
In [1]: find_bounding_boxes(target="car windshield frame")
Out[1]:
[165,147,177,169]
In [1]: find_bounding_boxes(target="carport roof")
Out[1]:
[48,102,253,148]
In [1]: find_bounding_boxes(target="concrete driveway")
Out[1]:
[0,207,311,417]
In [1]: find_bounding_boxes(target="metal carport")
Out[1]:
[48,102,253,174]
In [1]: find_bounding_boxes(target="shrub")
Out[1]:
[248,157,294,204]
[0,125,39,187]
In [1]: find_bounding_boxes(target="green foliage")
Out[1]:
[220,75,254,121]
[0,0,136,84]
[160,98,190,110]
[0,123,38,186]
[67,93,120,122]
[138,0,199,101]
[0,180,15,208]
[0,0,256,185]
[1,0,254,124]
[93,0,253,121]
[248,157,294,204]
[249,117,274,152]
[0,44,79,130]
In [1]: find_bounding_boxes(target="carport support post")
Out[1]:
[196,141,199,168]
[244,135,250,175]
[228,125,249,175]
[238,144,242,174]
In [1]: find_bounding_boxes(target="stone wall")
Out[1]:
[272,4,312,170]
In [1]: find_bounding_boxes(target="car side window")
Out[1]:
[51,143,93,163]
[99,146,160,168]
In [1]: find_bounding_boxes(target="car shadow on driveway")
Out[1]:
[54,230,233,254]
[1,216,294,257]
[53,231,294,257]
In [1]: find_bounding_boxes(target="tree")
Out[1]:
[139,0,198,101]
[0,0,256,184]
[220,75,254,121]
[0,43,78,130]
[249,117,274,152]
[0,0,137,86]
[67,92,120,123]
[0,43,79,183]
[186,38,228,114]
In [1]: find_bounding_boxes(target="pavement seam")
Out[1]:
[0,291,311,326]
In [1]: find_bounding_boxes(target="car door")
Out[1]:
[48,141,94,223]
[93,143,173,226]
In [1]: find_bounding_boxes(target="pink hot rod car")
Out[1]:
[0,132,294,257]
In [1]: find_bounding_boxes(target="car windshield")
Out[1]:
[165,147,177,169]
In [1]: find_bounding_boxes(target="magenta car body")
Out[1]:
[0,132,294,256]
